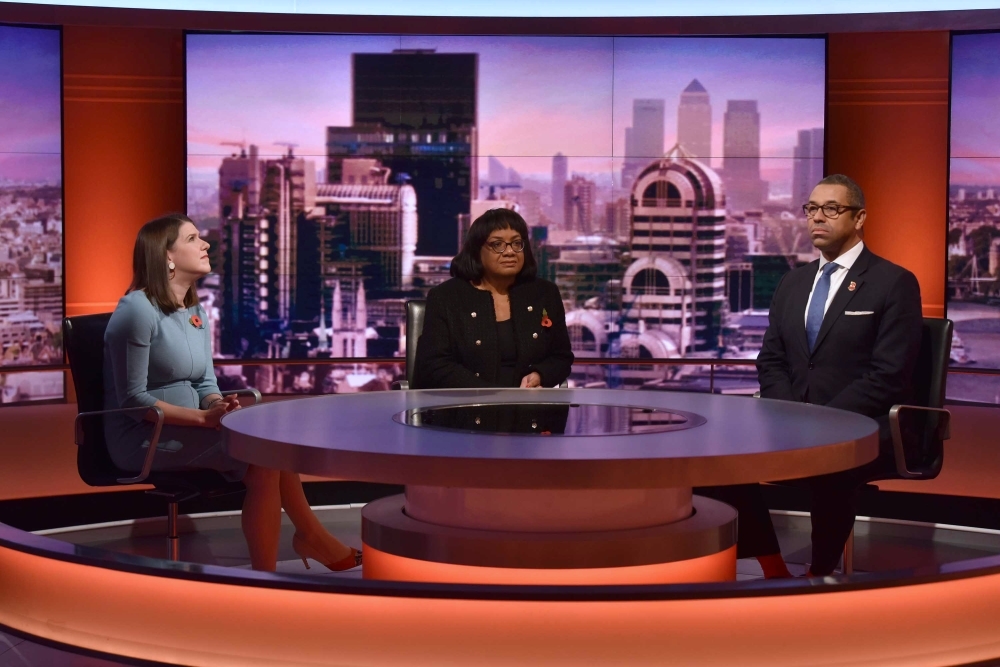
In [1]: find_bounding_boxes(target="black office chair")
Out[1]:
[63,313,261,560]
[840,316,953,573]
[755,317,953,574]
[392,299,570,389]
[392,300,426,390]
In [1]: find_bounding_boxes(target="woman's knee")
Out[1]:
[244,464,279,489]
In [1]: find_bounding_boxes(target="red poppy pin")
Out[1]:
[540,308,553,328]
[848,281,857,292]
[189,314,204,329]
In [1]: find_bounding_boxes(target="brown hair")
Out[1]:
[128,213,198,313]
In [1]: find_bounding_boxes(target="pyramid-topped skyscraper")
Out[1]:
[677,79,712,162]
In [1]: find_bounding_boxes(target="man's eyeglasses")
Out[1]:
[802,203,861,219]
[485,239,525,254]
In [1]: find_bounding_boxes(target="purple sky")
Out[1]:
[951,32,1000,186]
[187,34,824,187]
[0,26,62,184]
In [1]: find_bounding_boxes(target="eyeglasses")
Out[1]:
[485,239,525,254]
[802,203,861,219]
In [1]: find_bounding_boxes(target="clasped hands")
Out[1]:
[519,371,542,389]
[203,394,242,429]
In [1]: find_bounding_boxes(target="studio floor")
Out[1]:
[4,505,1000,666]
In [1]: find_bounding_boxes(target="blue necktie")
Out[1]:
[806,263,840,352]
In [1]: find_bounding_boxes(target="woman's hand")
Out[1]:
[519,372,542,388]
[201,398,236,429]
[219,394,243,413]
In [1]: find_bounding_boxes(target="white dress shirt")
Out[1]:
[804,241,865,326]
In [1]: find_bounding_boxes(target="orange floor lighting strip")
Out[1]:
[362,545,737,584]
[4,541,1000,666]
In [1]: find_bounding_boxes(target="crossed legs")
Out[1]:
[241,465,352,571]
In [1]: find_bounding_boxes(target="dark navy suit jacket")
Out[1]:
[756,245,923,428]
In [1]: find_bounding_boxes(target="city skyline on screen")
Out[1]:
[0,25,64,405]
[187,34,824,188]
[947,31,1000,403]
[186,32,825,396]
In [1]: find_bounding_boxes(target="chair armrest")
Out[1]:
[391,380,409,390]
[74,405,165,485]
[222,388,262,406]
[889,404,951,479]
[753,391,761,398]
[558,381,569,388]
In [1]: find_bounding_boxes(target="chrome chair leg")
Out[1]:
[167,501,180,561]
[842,526,855,575]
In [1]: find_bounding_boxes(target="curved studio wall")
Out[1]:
[0,1,991,502]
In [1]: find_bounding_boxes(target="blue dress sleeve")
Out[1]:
[105,293,160,409]
[191,306,221,405]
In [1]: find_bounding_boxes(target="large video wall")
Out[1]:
[948,31,1000,404]
[186,33,825,393]
[0,24,64,405]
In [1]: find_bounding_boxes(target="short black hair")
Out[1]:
[817,174,866,209]
[450,208,538,283]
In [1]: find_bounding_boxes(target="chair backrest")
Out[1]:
[63,313,121,485]
[915,318,953,411]
[405,300,427,387]
[900,317,953,477]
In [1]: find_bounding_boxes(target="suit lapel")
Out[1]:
[790,261,817,357]
[811,246,872,355]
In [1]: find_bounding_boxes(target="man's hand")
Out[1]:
[520,372,542,388]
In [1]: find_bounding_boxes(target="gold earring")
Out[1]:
[168,261,175,271]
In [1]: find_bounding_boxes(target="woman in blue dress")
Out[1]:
[104,213,360,573]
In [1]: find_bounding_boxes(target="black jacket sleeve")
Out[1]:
[756,272,797,401]
[529,283,575,388]
[825,270,923,417]
[412,286,491,390]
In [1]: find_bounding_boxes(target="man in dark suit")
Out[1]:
[756,173,923,576]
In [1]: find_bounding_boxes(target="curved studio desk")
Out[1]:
[7,390,1000,666]
[223,388,879,585]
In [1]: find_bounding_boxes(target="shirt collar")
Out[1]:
[819,240,864,272]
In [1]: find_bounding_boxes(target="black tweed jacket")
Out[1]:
[412,277,574,389]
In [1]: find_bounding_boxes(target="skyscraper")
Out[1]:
[551,153,568,226]
[677,80,711,162]
[488,156,507,184]
[722,100,766,211]
[792,128,825,208]
[564,175,596,234]
[626,147,727,352]
[257,150,316,330]
[327,50,477,258]
[621,99,665,192]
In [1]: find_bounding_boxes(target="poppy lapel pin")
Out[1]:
[848,281,857,292]
[540,308,553,328]
[189,314,204,329]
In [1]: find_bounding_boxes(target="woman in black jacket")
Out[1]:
[413,208,574,389]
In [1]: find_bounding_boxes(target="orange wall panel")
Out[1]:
[62,26,185,317]
[827,31,950,318]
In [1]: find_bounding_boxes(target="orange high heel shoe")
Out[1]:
[292,533,362,571]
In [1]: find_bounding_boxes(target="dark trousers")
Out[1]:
[698,424,895,575]
[696,484,780,559]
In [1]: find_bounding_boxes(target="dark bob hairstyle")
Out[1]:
[450,207,538,283]
[128,213,199,313]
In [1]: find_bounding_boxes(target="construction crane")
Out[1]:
[273,142,299,158]
[220,140,247,157]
